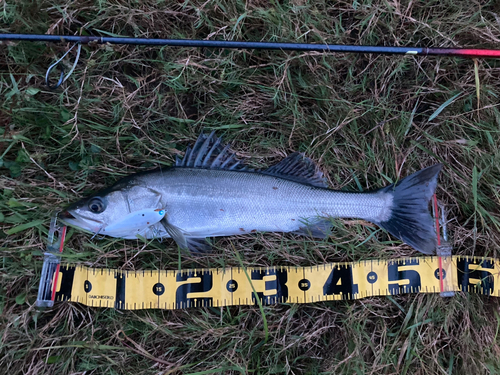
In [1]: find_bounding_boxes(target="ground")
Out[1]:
[1,0,500,374]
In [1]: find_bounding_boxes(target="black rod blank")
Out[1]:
[2,33,500,58]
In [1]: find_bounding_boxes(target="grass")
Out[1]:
[2,0,500,373]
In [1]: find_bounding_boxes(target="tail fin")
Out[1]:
[377,164,442,254]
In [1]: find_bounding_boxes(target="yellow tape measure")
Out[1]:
[50,256,497,310]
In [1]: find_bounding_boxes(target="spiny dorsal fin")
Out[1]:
[176,132,250,171]
[177,133,328,188]
[260,152,328,188]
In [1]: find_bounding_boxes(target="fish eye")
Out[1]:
[88,198,105,214]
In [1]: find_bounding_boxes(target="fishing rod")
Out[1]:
[3,33,500,57]
[2,33,500,88]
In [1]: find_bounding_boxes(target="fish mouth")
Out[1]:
[59,210,104,234]
[60,210,76,220]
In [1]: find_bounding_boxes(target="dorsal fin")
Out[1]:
[260,152,328,188]
[176,133,328,188]
[175,132,250,171]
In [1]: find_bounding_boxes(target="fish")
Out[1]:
[61,132,442,254]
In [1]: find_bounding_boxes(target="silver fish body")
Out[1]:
[127,168,392,237]
[62,132,442,254]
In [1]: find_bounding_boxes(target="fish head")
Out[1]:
[61,178,164,237]
[60,189,131,235]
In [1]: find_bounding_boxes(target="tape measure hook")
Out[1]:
[47,211,65,252]
[432,196,451,246]
[37,212,68,308]
[437,200,449,243]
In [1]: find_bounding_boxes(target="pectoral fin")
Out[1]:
[160,218,212,254]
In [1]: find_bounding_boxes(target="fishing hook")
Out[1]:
[45,42,82,89]
[151,224,164,242]
[90,225,105,240]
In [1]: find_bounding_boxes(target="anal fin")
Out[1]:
[293,218,333,239]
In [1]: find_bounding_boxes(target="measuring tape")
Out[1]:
[46,255,496,310]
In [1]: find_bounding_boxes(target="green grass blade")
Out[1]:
[6,219,45,235]
[428,92,462,122]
